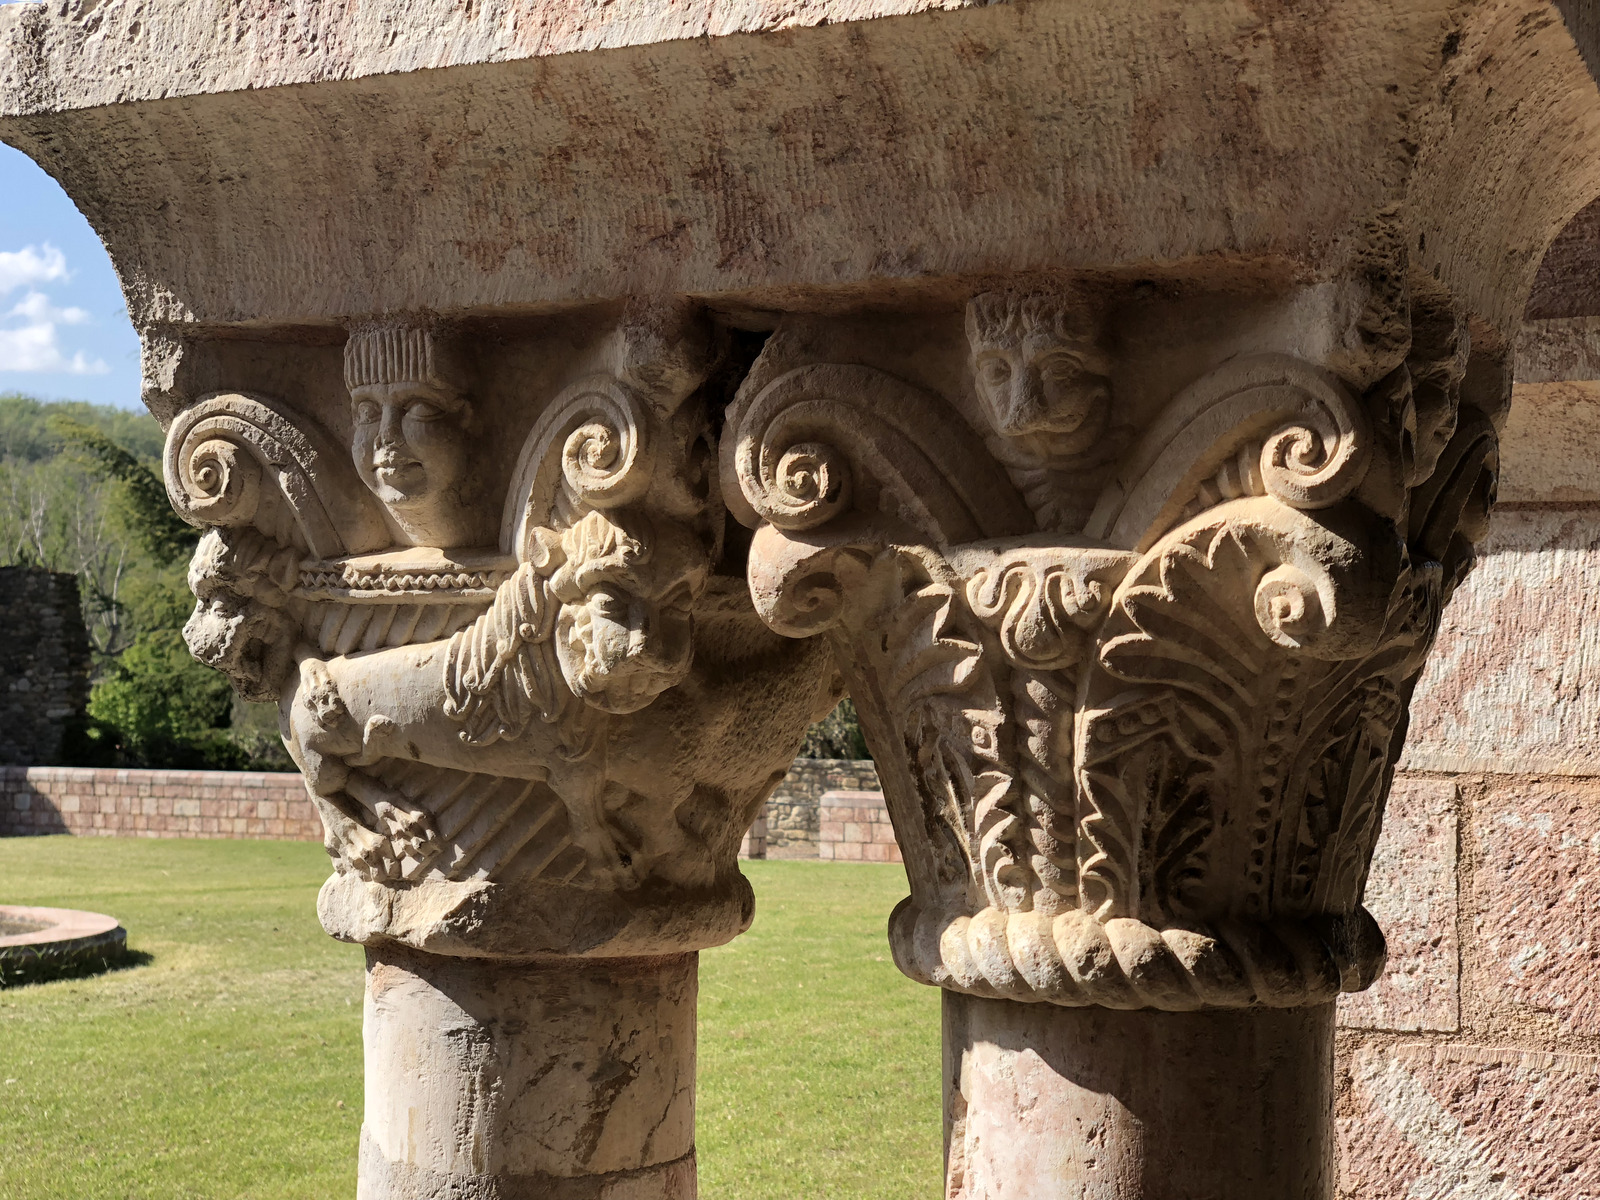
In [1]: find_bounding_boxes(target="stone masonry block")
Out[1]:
[1340,776,1460,1033]
[1473,780,1600,1036]
[1339,1042,1600,1199]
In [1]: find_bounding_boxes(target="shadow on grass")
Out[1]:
[0,948,154,989]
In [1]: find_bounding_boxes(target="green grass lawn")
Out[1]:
[0,839,940,1200]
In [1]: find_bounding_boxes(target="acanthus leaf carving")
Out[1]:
[726,286,1498,1012]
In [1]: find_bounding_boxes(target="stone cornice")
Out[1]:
[4,1,1599,335]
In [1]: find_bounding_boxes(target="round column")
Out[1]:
[358,946,698,1200]
[943,995,1334,1200]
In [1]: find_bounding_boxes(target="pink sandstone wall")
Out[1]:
[1334,498,1600,1197]
[0,767,321,841]
[817,789,902,863]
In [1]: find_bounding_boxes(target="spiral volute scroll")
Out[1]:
[1258,380,1369,510]
[502,376,654,560]
[1253,562,1331,651]
[766,440,853,531]
[1088,354,1373,551]
[173,436,263,529]
[889,899,1386,1011]
[164,392,362,559]
[725,363,1032,547]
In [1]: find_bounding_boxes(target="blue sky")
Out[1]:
[1,132,144,410]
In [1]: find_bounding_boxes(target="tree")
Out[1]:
[85,628,248,769]
[49,417,197,565]
[798,698,870,760]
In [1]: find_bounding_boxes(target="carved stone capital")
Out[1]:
[165,301,836,961]
[725,281,1502,1012]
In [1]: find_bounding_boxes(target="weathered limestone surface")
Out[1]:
[7,1,1600,1197]
[947,999,1336,1200]
[1337,778,1460,1035]
[360,948,697,1199]
[1340,1044,1600,1198]
[1402,506,1600,775]
[5,0,1600,343]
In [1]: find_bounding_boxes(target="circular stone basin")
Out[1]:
[0,906,127,979]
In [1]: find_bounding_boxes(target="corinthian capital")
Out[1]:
[164,300,837,957]
[725,280,1502,1012]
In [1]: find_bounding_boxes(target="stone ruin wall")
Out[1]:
[762,757,881,857]
[0,568,91,767]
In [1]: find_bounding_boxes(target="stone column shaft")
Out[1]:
[945,997,1334,1200]
[360,949,697,1200]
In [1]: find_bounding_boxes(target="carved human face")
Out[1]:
[967,294,1110,458]
[350,382,475,547]
[972,337,1108,446]
[549,512,701,714]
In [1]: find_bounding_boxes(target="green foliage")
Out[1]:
[50,416,197,565]
[799,697,870,760]
[0,392,165,464]
[0,393,181,656]
[228,697,297,773]
[85,630,251,770]
[0,393,283,770]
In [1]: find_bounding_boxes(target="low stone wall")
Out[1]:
[818,790,901,863]
[0,767,321,840]
[763,757,880,857]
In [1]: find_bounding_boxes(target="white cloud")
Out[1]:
[0,286,108,375]
[0,244,70,296]
[7,290,91,327]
